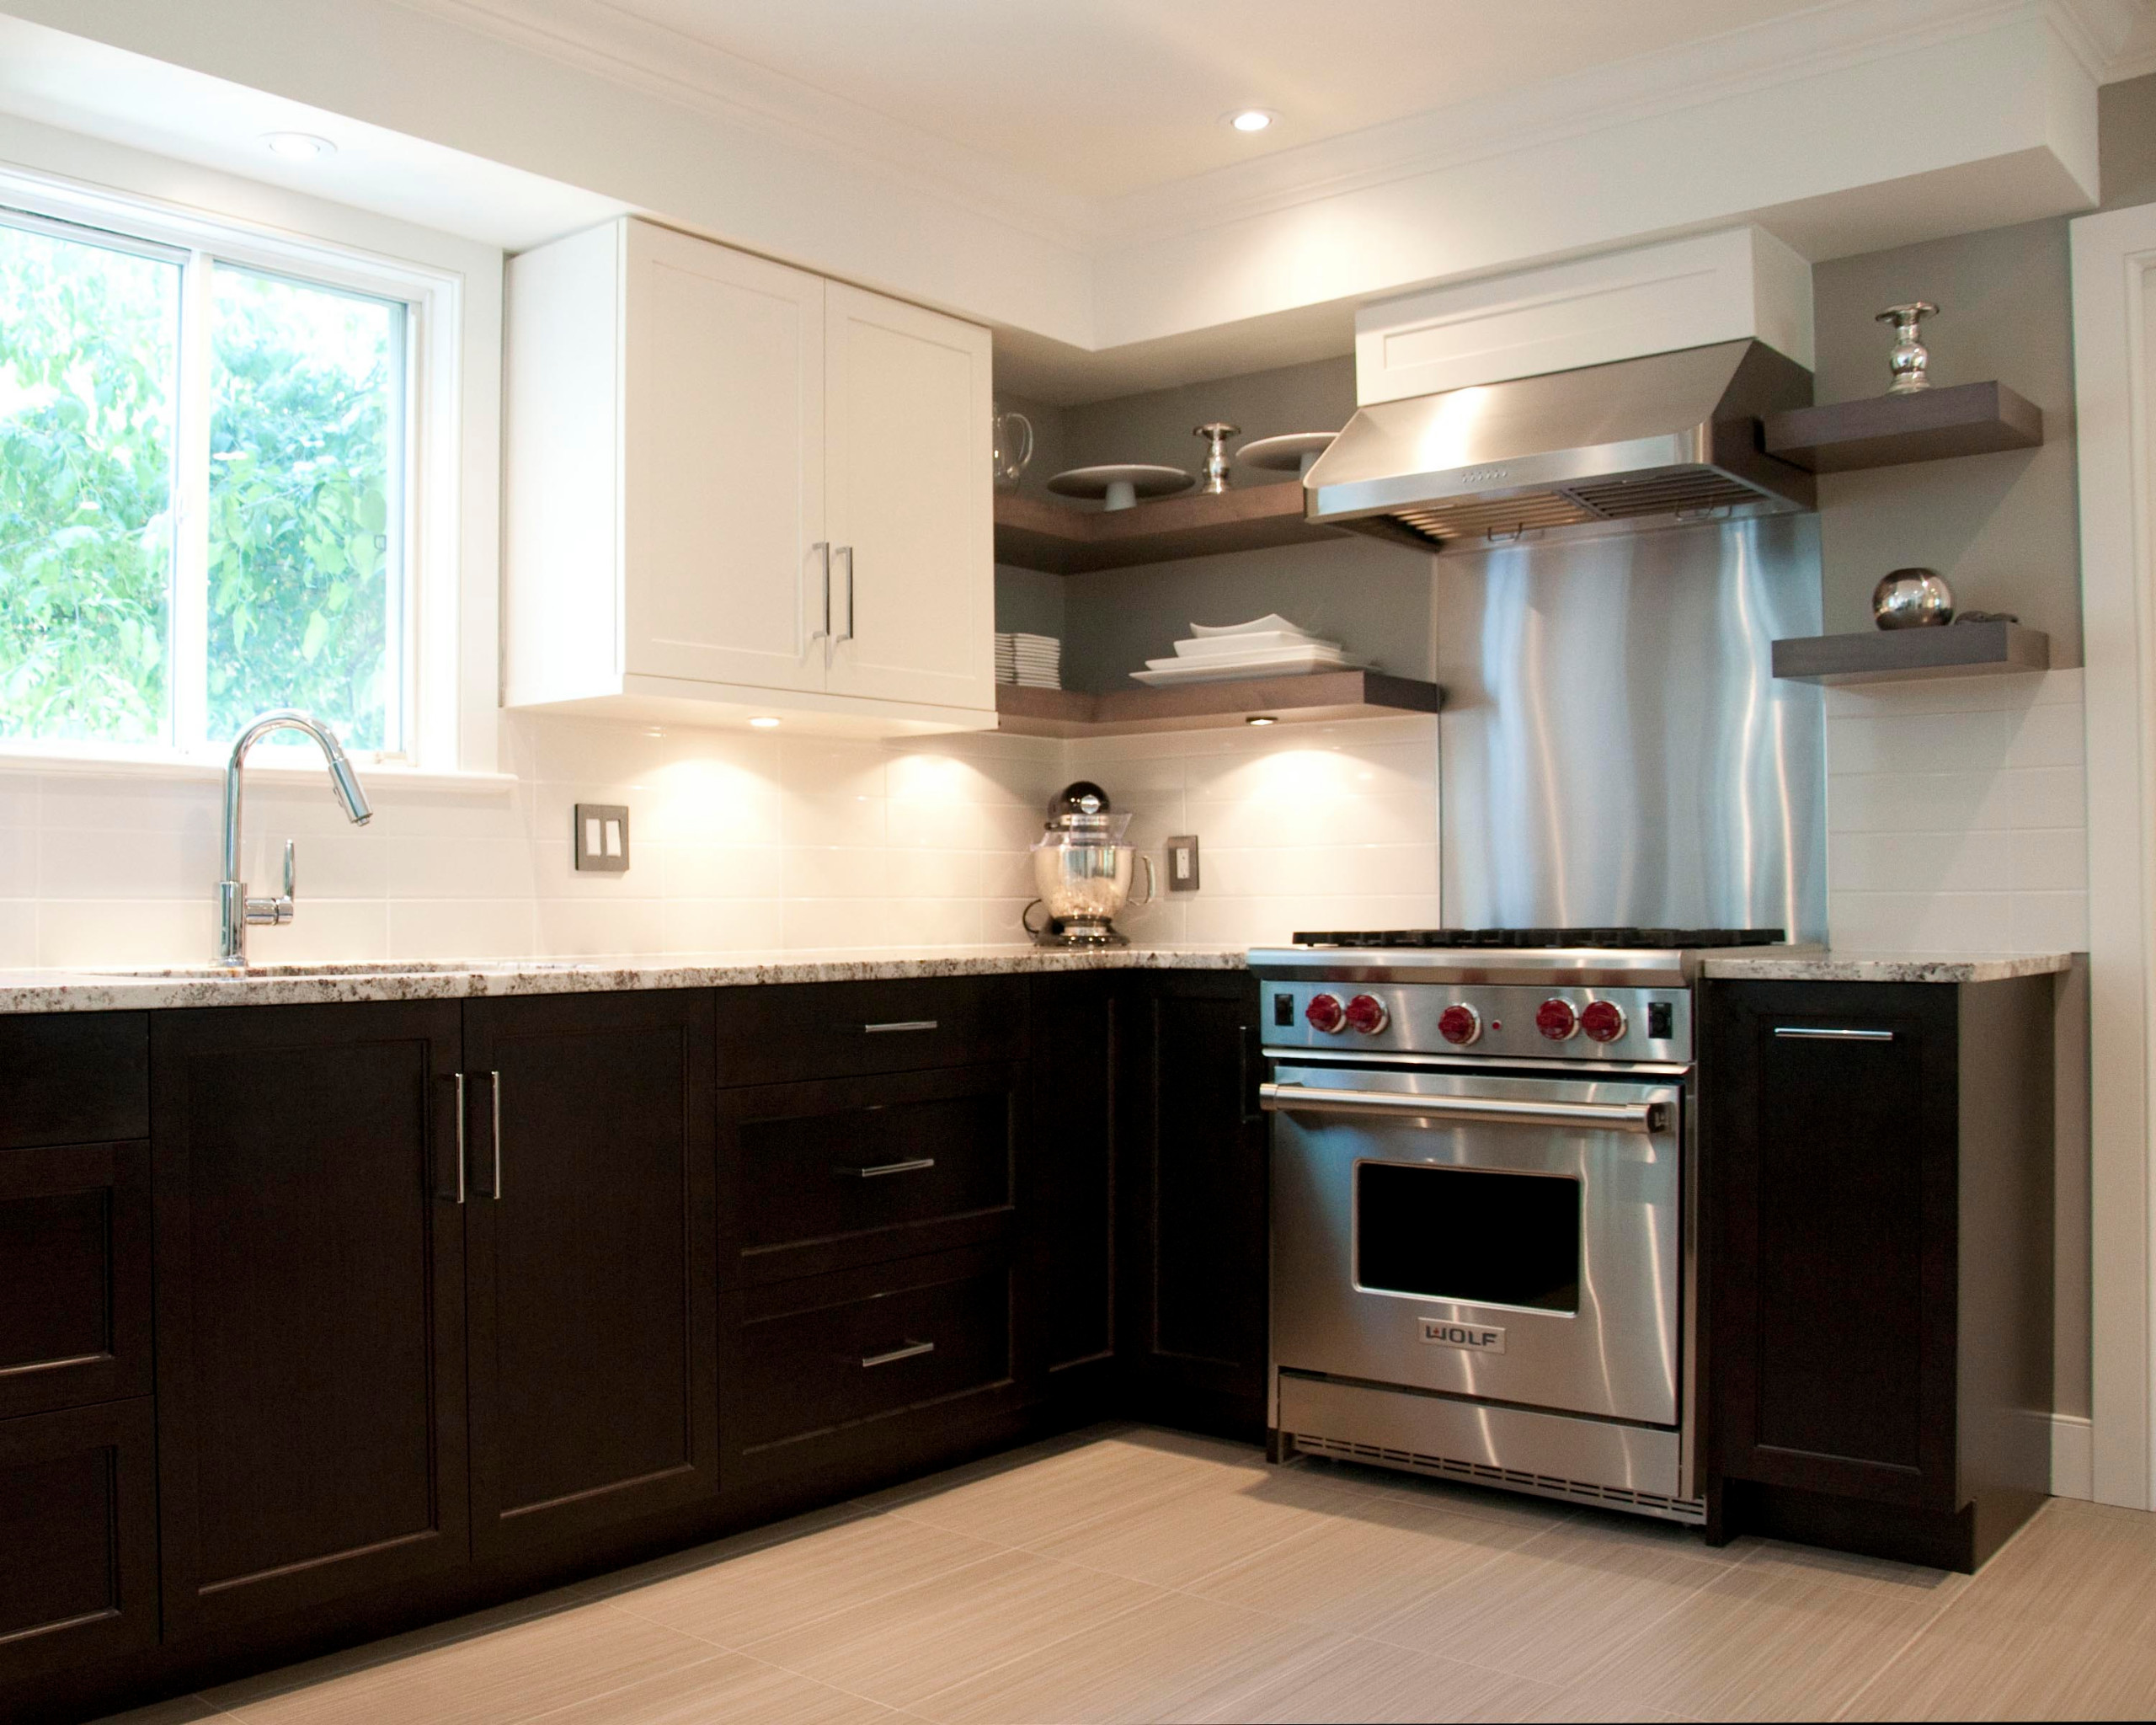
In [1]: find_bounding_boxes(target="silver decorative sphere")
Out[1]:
[1872,568,1955,629]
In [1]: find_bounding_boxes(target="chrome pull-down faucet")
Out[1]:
[219,709,374,968]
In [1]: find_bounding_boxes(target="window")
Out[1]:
[1,204,414,756]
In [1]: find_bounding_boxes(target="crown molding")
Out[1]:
[2053,0,2153,76]
[1098,0,2091,246]
[384,0,1101,249]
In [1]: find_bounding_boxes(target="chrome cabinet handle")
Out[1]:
[1260,1081,1665,1135]
[489,1070,503,1200]
[840,1156,936,1179]
[1773,1027,1894,1042]
[860,1339,935,1369]
[836,544,855,646]
[452,1072,467,1204]
[863,1019,938,1034]
[807,542,832,647]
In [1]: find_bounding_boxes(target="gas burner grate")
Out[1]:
[1289,927,1785,951]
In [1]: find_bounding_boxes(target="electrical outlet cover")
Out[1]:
[1166,835,1200,891]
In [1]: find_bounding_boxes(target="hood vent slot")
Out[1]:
[1385,470,1773,548]
[1306,339,1815,551]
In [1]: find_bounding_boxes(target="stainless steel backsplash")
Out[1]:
[1435,516,1826,937]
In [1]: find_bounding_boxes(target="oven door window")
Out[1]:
[1355,1162,1581,1314]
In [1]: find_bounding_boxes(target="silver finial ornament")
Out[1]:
[1875,302,1940,394]
[1194,422,1240,494]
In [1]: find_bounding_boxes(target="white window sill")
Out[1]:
[0,745,517,793]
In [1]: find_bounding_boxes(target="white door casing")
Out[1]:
[2070,197,2156,1510]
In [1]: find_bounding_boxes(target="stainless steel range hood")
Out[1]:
[1305,339,1815,551]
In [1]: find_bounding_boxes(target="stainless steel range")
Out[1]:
[1253,926,1788,1525]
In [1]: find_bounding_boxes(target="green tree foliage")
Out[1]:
[0,224,177,744]
[207,269,396,750]
[0,226,398,752]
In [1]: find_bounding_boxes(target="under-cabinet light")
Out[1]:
[1246,715,1278,726]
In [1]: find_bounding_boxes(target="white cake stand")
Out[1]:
[1235,432,1337,478]
[1046,464,1195,512]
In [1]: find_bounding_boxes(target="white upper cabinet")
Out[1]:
[823,283,994,711]
[504,218,995,734]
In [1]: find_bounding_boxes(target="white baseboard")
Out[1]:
[2051,1413,2095,1499]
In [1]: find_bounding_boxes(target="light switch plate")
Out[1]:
[1166,835,1200,892]
[574,804,630,872]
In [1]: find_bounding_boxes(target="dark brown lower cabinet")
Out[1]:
[151,1001,471,1637]
[728,1242,1016,1483]
[461,991,720,1560]
[1118,971,1268,1439]
[0,1397,158,1685]
[1022,975,1123,1391]
[0,1139,152,1421]
[1704,976,2056,1572]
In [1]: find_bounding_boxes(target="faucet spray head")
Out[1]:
[327,751,373,825]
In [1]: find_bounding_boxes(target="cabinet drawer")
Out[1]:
[0,1141,152,1420]
[735,1246,1011,1461]
[0,1397,158,1684]
[716,977,1026,1086]
[0,1013,148,1151]
[729,1065,1018,1283]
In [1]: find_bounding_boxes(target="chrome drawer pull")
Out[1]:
[841,1157,937,1179]
[1260,1082,1663,1135]
[863,1019,938,1034]
[1773,1027,1894,1042]
[861,1339,935,1369]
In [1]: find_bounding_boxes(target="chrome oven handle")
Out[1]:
[1259,1081,1665,1135]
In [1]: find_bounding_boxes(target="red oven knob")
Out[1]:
[1344,994,1390,1034]
[1535,998,1579,1041]
[1437,1004,1481,1046]
[1305,992,1347,1034]
[1580,1000,1627,1044]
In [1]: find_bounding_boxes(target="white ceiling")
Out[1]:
[607,0,1839,200]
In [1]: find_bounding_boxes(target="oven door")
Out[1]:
[1266,1064,1682,1427]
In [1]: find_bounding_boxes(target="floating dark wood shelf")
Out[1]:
[995,670,1444,737]
[1763,381,2043,473]
[1771,620,2050,685]
[994,483,1347,574]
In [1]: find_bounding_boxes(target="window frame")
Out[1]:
[0,163,467,773]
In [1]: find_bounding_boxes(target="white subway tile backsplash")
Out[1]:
[1823,670,2088,955]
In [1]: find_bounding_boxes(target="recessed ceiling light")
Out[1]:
[261,132,336,162]
[1228,109,1278,134]
[748,716,781,729]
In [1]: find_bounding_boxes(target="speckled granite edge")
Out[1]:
[0,946,1250,1014]
[1698,951,2078,984]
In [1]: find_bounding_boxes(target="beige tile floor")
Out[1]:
[96,1424,2156,1725]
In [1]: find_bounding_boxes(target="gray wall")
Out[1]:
[1059,536,1434,694]
[992,354,1409,687]
[1810,218,2080,660]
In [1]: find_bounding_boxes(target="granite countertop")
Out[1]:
[1696,951,2078,984]
[0,945,1248,1014]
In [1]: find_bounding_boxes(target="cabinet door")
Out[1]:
[462,991,719,1559]
[623,221,828,694]
[152,1002,469,1637]
[822,282,994,713]
[0,1140,152,1420]
[1706,981,1959,1509]
[1119,974,1269,1436]
[0,1398,157,1684]
[1022,975,1121,1386]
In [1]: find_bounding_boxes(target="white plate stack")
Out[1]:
[1129,613,1369,686]
[996,632,1062,689]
